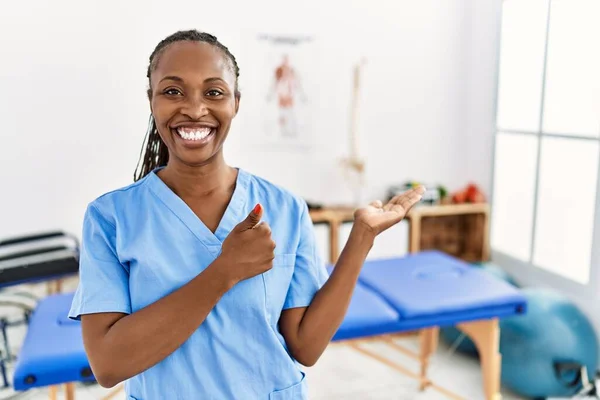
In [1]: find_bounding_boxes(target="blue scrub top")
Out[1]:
[69,167,329,399]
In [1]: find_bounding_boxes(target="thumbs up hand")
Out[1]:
[219,204,276,284]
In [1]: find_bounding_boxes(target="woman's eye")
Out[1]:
[207,90,223,97]
[164,88,182,96]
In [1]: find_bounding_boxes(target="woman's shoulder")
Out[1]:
[85,175,151,223]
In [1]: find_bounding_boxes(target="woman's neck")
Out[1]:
[158,156,237,200]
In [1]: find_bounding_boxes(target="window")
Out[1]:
[491,0,600,285]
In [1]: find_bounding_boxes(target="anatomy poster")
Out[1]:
[242,33,317,151]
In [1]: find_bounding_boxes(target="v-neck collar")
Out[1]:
[145,166,250,251]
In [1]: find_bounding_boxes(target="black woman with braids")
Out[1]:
[69,30,425,399]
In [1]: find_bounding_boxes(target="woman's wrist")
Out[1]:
[205,256,238,292]
[347,223,376,255]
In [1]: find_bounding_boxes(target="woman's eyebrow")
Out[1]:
[159,75,184,84]
[204,77,226,84]
[158,76,226,84]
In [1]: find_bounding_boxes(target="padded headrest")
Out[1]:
[0,231,80,287]
[0,231,79,260]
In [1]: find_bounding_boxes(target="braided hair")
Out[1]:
[133,30,241,182]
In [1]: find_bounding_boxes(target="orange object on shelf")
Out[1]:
[451,183,486,204]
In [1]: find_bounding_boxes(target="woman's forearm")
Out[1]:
[83,257,235,387]
[287,225,375,365]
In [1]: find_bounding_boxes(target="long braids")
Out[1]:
[133,30,241,182]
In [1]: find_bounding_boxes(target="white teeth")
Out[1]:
[177,127,213,141]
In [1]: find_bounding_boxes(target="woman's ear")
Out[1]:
[147,88,153,113]
[234,92,241,115]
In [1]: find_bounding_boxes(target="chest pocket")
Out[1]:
[263,253,296,324]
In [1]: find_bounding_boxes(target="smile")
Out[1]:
[176,127,215,141]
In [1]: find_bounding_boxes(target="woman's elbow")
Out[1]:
[95,374,121,389]
[297,356,318,367]
[91,365,124,388]
[290,348,322,367]
[87,357,125,388]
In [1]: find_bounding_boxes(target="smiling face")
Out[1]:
[148,41,240,168]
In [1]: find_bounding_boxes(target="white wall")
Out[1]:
[463,0,503,196]
[0,0,480,242]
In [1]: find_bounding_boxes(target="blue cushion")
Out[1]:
[357,251,526,320]
[326,266,400,341]
[333,282,401,341]
[13,293,94,390]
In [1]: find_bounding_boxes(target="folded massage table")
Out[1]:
[331,250,527,400]
[12,292,124,400]
[0,231,89,398]
[0,231,80,289]
[11,250,526,400]
[12,293,94,397]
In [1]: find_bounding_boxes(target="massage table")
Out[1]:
[11,291,126,400]
[0,232,80,289]
[10,250,525,400]
[12,293,94,397]
[331,250,527,400]
[0,231,86,398]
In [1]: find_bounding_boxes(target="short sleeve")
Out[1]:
[283,201,329,309]
[68,204,132,320]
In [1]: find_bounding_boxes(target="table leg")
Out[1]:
[65,382,75,400]
[419,327,440,390]
[409,215,421,253]
[330,220,340,264]
[457,319,501,400]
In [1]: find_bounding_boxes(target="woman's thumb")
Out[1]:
[239,203,263,230]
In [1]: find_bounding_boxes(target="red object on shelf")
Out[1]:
[452,183,486,204]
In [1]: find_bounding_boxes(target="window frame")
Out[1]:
[489,0,600,297]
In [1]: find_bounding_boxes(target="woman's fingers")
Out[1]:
[386,186,426,211]
[400,194,420,212]
[369,200,383,208]
[406,187,426,207]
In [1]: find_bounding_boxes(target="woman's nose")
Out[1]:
[181,95,208,119]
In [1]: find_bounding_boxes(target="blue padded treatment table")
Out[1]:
[13,292,94,391]
[330,251,527,400]
[360,250,524,330]
[327,266,401,341]
[333,250,526,340]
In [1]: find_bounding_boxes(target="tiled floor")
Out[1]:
[1,335,528,400]
[0,280,528,400]
[303,337,526,400]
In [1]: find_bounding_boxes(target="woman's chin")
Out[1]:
[171,146,223,168]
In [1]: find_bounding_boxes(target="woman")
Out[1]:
[69,30,425,399]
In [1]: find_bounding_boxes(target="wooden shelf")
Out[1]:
[309,207,354,264]
[407,203,490,262]
[406,203,490,218]
[310,203,491,264]
[309,207,355,224]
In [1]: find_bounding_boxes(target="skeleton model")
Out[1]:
[340,58,367,206]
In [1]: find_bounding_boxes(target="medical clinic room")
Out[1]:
[1,0,600,399]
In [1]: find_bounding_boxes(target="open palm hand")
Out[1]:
[354,186,426,236]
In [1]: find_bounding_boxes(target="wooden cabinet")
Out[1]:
[310,203,490,264]
[309,207,354,264]
[406,203,490,263]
